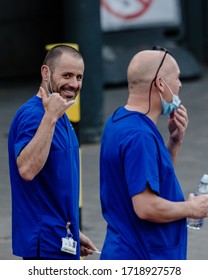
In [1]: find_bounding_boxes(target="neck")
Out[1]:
[125,104,159,124]
[125,104,141,111]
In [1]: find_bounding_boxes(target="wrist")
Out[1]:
[169,136,183,146]
[43,112,58,126]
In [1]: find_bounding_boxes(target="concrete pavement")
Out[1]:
[1,68,208,260]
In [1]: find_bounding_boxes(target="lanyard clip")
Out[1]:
[66,221,72,238]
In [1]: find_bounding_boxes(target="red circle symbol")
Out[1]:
[101,0,153,20]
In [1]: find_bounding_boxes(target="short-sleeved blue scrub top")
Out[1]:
[100,107,187,260]
[8,96,80,259]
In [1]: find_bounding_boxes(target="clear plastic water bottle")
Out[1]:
[187,174,208,229]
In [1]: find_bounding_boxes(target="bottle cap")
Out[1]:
[201,174,208,184]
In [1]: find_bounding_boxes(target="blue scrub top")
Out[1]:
[8,96,80,259]
[100,106,187,260]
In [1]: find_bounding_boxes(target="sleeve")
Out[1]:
[14,109,43,159]
[123,131,160,197]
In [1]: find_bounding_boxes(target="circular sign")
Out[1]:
[101,0,153,20]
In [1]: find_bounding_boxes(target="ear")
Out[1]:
[154,76,165,93]
[41,65,49,81]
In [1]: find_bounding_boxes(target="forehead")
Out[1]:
[54,53,84,74]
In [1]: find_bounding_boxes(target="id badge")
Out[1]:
[61,237,77,255]
[61,221,77,255]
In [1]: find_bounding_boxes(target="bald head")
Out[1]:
[127,50,178,91]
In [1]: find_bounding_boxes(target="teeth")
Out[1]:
[61,89,75,99]
[64,90,73,95]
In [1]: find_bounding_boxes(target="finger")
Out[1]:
[87,242,99,251]
[169,111,175,119]
[82,240,98,252]
[174,108,188,124]
[177,107,188,118]
[66,100,76,108]
[81,247,91,257]
[176,108,188,124]
[175,114,188,130]
[84,248,94,255]
[39,87,48,100]
[178,104,187,112]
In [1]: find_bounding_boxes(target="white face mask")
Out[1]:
[159,79,181,115]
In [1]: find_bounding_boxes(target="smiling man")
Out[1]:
[8,45,97,260]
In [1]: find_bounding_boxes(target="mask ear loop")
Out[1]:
[144,79,154,115]
[161,78,174,97]
[145,51,168,116]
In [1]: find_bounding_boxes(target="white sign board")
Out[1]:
[100,0,181,32]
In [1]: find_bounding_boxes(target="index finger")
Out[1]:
[177,104,187,113]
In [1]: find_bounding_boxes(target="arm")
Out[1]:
[17,87,75,181]
[166,105,188,164]
[132,185,208,223]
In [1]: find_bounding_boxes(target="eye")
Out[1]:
[77,75,83,81]
[63,73,72,78]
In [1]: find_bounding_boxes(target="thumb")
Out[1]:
[39,87,48,100]
[169,111,175,119]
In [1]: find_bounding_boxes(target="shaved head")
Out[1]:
[127,50,177,90]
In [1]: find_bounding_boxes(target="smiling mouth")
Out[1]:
[62,90,76,100]
[66,94,75,99]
